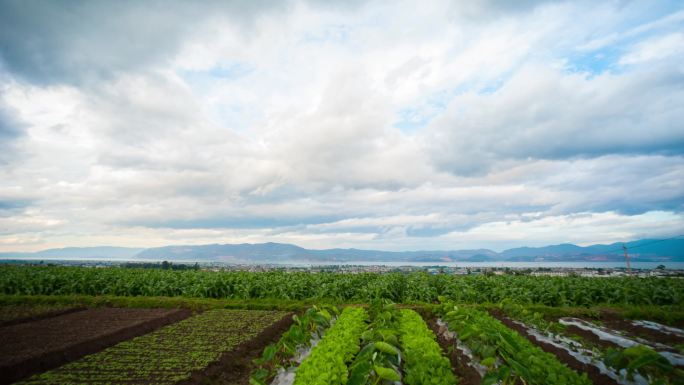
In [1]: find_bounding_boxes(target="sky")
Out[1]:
[0,0,683,253]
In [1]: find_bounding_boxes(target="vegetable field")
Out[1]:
[1,265,683,384]
[17,309,289,385]
[2,265,683,306]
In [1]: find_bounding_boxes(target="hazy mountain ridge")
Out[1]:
[1,239,682,262]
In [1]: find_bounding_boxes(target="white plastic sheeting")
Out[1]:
[436,318,490,377]
[508,318,648,385]
[559,317,684,366]
[632,320,684,338]
[270,318,334,385]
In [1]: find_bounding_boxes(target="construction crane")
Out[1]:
[622,244,631,275]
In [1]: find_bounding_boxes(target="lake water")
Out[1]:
[292,261,684,269]
[2,258,682,270]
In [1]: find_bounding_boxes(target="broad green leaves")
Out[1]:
[294,307,368,385]
[3,266,683,307]
[440,304,591,385]
[398,309,457,385]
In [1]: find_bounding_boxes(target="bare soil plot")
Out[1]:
[601,317,684,347]
[19,309,290,385]
[0,305,83,327]
[0,307,191,384]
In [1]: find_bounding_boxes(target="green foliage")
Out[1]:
[2,265,684,306]
[293,307,368,385]
[251,305,340,385]
[603,345,684,385]
[19,309,288,385]
[498,299,566,334]
[398,309,458,385]
[439,303,591,385]
[348,300,403,385]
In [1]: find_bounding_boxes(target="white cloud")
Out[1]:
[0,0,683,252]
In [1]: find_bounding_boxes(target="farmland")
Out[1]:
[1,265,683,306]
[0,265,683,384]
[18,309,290,385]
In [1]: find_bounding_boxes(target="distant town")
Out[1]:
[2,258,683,278]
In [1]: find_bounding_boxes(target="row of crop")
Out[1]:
[253,302,457,385]
[251,305,339,385]
[398,308,457,384]
[293,306,369,385]
[439,303,592,385]
[499,302,684,385]
[19,309,288,385]
[2,265,683,306]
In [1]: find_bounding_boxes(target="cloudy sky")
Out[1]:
[1,0,683,252]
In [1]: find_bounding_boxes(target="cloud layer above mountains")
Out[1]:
[1,0,683,252]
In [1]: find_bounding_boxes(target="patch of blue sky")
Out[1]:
[299,24,350,45]
[393,87,460,131]
[393,79,507,131]
[564,3,684,76]
[564,47,624,76]
[178,62,253,87]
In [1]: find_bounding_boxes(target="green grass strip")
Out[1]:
[293,306,368,385]
[398,309,457,385]
[19,309,287,385]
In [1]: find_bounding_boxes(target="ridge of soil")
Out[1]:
[489,310,617,385]
[180,312,295,385]
[560,323,624,351]
[0,307,192,385]
[0,307,85,327]
[427,318,481,385]
[598,313,684,348]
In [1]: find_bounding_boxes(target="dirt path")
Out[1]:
[427,318,481,385]
[0,307,191,384]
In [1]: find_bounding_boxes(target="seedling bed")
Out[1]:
[1,307,190,384]
[19,309,289,385]
[0,304,84,327]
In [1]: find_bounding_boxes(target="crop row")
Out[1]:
[19,309,287,385]
[500,302,684,385]
[2,265,683,306]
[439,303,592,385]
[251,305,338,385]
[255,302,457,385]
[293,306,368,385]
[398,308,457,385]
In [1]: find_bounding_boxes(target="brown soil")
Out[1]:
[427,318,482,385]
[598,313,684,348]
[0,307,191,385]
[489,310,617,385]
[0,307,85,327]
[562,324,626,352]
[180,312,294,385]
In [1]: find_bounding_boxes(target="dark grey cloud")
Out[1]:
[123,214,345,230]
[0,0,288,84]
[0,99,24,163]
[429,62,684,176]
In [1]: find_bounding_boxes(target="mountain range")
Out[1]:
[1,238,682,263]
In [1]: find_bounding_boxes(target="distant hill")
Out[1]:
[0,246,143,259]
[503,239,684,262]
[1,238,682,263]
